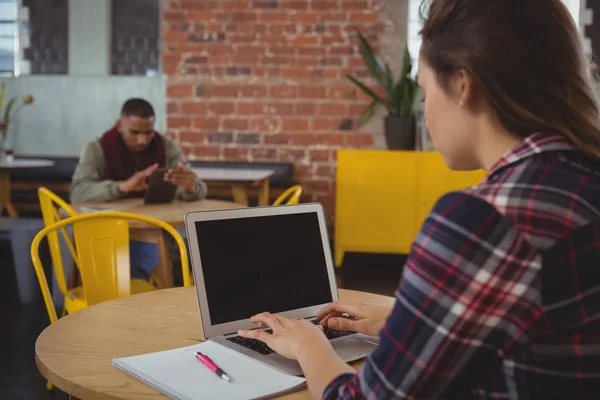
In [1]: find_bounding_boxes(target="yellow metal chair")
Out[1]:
[273,185,303,206]
[31,212,192,324]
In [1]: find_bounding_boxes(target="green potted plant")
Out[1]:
[348,32,419,150]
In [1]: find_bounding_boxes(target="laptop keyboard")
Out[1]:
[226,319,354,356]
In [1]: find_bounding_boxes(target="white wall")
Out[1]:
[0,75,166,156]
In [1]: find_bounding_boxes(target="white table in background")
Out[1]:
[192,167,275,206]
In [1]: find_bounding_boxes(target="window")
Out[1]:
[0,0,17,75]
[407,0,582,75]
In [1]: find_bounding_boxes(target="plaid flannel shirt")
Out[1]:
[324,133,600,399]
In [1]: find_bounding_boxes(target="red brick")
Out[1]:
[229,33,257,43]
[341,0,369,9]
[329,46,354,55]
[321,57,343,66]
[194,145,221,159]
[208,102,236,114]
[318,103,348,116]
[164,11,187,21]
[280,1,309,10]
[240,84,268,97]
[320,12,347,22]
[259,11,287,22]
[287,133,344,146]
[237,45,264,55]
[163,55,181,75]
[282,68,312,79]
[266,102,295,116]
[282,118,309,131]
[166,130,178,140]
[350,12,378,22]
[167,101,180,114]
[293,58,318,67]
[301,178,331,193]
[279,148,306,162]
[288,12,319,22]
[346,133,374,147]
[270,85,297,98]
[264,133,292,145]
[324,69,340,78]
[194,117,220,129]
[327,85,357,99]
[235,54,262,64]
[188,11,213,20]
[299,86,326,99]
[348,56,367,68]
[251,117,281,131]
[294,163,314,178]
[298,47,327,57]
[222,118,250,130]
[262,35,288,45]
[165,29,188,42]
[262,55,292,65]
[309,149,330,162]
[237,102,265,115]
[180,0,209,10]
[181,101,207,114]
[296,102,317,115]
[167,83,194,97]
[328,25,342,34]
[179,130,205,143]
[315,164,335,177]
[231,11,257,21]
[224,147,250,161]
[291,36,318,46]
[270,46,296,56]
[251,148,278,161]
[321,35,346,45]
[311,0,338,10]
[349,103,369,116]
[210,85,239,97]
[312,118,336,130]
[167,116,192,128]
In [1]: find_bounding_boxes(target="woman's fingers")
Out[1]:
[317,301,361,322]
[251,312,283,330]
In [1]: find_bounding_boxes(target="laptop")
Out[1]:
[184,203,378,376]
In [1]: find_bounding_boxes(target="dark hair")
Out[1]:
[120,98,155,118]
[420,0,600,160]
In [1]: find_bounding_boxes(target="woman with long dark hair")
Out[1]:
[239,0,600,398]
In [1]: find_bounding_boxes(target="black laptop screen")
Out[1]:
[194,211,333,325]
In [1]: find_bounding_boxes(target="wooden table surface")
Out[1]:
[71,198,245,228]
[35,287,394,400]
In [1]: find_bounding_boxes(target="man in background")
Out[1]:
[70,98,207,280]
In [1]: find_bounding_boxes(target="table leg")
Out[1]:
[231,185,249,206]
[257,178,270,206]
[130,228,174,289]
[0,170,17,217]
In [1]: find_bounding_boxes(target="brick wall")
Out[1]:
[162,0,395,221]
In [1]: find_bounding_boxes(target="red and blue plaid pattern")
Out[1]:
[324,133,600,399]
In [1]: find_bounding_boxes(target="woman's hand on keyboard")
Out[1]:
[316,301,393,337]
[237,312,332,360]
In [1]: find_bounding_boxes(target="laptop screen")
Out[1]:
[194,211,333,325]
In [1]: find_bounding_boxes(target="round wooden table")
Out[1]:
[70,199,244,287]
[35,287,394,400]
[71,198,245,228]
[0,158,55,217]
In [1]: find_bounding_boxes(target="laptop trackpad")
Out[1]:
[332,334,378,363]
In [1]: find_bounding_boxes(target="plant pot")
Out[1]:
[384,115,416,150]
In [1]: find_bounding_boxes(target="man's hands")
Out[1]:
[117,163,158,194]
[164,162,197,193]
[117,162,198,195]
[316,301,393,337]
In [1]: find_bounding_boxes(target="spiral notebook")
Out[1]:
[112,341,306,400]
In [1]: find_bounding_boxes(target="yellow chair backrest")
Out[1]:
[37,187,79,297]
[31,211,191,323]
[273,185,303,206]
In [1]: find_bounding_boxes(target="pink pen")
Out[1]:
[195,352,232,382]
